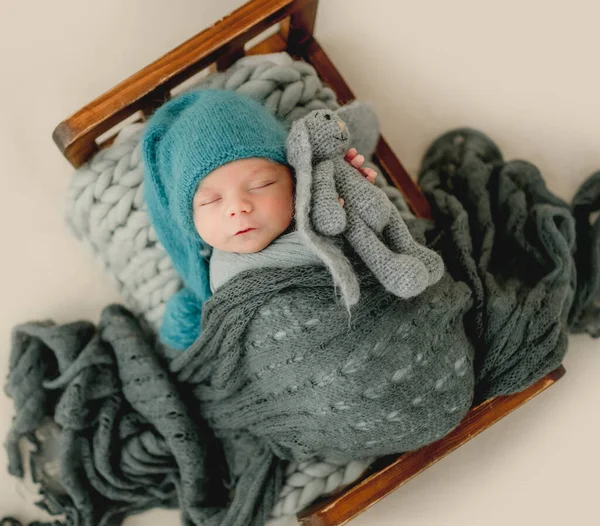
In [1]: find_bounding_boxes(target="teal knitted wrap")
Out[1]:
[141,89,288,350]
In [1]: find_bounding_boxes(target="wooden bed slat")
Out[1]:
[52,0,315,168]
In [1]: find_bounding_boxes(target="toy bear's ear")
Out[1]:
[286,117,312,179]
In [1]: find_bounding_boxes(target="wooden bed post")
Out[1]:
[286,0,318,54]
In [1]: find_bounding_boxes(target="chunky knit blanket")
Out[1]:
[4,128,599,526]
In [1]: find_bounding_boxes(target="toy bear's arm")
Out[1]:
[311,159,347,236]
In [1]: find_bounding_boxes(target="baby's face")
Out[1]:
[193,157,294,253]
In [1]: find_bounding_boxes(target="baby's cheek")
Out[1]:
[193,209,207,233]
[194,209,218,245]
[275,195,294,229]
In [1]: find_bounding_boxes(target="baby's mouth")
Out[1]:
[235,228,256,236]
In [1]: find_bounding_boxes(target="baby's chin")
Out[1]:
[223,229,279,254]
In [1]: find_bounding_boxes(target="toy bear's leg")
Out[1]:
[345,210,430,298]
[384,207,445,286]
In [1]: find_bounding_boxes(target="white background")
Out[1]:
[1,1,599,524]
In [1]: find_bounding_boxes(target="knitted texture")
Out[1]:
[270,457,375,518]
[209,232,324,293]
[4,264,476,526]
[6,127,600,526]
[569,171,600,337]
[415,128,599,401]
[64,53,408,333]
[288,109,444,307]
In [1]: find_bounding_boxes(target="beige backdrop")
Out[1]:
[1,1,599,524]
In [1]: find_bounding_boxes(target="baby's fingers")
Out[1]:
[345,148,377,183]
[344,148,358,162]
[363,167,378,183]
[350,154,365,169]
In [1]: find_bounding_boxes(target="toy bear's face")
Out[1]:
[304,109,350,161]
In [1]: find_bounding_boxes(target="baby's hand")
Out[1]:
[339,148,378,206]
[345,148,377,184]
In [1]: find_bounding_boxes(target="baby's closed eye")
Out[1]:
[250,180,275,190]
[196,196,221,206]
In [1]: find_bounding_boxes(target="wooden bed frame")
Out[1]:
[51,1,566,524]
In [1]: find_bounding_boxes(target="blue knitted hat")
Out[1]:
[142,89,288,350]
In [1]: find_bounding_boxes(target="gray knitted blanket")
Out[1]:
[5,269,475,526]
[415,128,600,401]
[4,128,599,526]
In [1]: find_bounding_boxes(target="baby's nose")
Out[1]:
[337,120,345,132]
[229,199,252,216]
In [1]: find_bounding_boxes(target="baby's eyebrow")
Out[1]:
[194,186,219,200]
[250,169,269,177]
[194,164,280,196]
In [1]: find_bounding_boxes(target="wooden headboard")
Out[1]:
[51,0,432,218]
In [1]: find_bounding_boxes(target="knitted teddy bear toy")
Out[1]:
[287,108,445,305]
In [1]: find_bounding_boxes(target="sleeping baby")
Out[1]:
[142,88,377,350]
